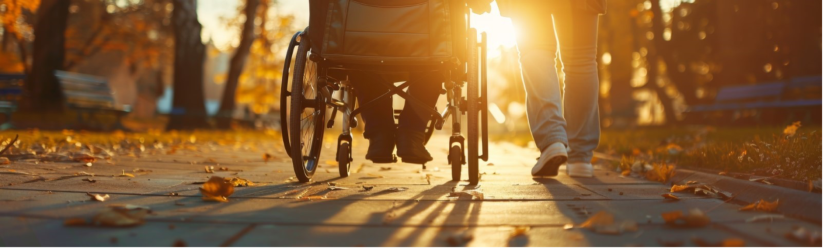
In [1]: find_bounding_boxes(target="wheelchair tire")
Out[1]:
[280,32,301,156]
[466,28,480,185]
[337,141,352,177]
[450,145,462,181]
[289,33,326,182]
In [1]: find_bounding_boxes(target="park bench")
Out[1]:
[687,76,821,125]
[55,70,130,130]
[0,74,24,129]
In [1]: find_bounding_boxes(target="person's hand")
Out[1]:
[468,0,493,14]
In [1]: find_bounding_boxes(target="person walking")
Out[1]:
[471,0,605,177]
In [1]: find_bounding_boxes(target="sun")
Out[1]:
[469,3,517,53]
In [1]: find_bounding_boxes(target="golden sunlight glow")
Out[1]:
[470,3,517,54]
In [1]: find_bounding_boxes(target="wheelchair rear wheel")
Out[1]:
[466,28,480,185]
[289,33,326,182]
[280,32,301,155]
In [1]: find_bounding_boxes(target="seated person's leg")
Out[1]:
[396,72,442,164]
[349,71,396,163]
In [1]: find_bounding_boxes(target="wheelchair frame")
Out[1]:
[280,4,489,185]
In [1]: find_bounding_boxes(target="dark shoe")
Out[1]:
[396,129,432,164]
[365,132,396,163]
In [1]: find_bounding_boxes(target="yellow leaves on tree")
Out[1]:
[0,0,40,39]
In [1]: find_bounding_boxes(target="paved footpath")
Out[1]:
[0,134,819,246]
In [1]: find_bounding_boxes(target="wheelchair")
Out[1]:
[280,0,489,185]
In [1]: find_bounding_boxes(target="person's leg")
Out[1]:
[398,73,441,132]
[510,4,569,176]
[552,9,601,166]
[396,72,442,163]
[349,71,396,162]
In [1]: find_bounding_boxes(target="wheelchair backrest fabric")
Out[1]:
[309,0,466,67]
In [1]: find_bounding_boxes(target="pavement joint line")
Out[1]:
[219,224,257,247]
[571,183,610,199]
[0,212,783,229]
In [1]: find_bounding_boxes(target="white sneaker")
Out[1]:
[567,162,594,177]
[531,142,568,176]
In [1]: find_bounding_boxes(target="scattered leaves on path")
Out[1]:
[87,193,110,202]
[199,176,234,202]
[661,208,710,228]
[739,199,779,212]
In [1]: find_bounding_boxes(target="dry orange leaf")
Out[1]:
[263,153,273,162]
[662,208,710,228]
[73,153,96,163]
[204,166,214,173]
[739,199,779,212]
[199,176,234,202]
[662,193,680,201]
[692,237,746,247]
[229,177,254,187]
[645,163,676,183]
[0,157,9,165]
[621,170,631,176]
[87,193,110,202]
[670,184,692,192]
[579,211,615,229]
[510,226,530,237]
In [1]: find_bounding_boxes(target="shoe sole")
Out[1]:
[567,165,593,178]
[532,156,567,176]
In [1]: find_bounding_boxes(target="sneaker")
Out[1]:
[365,132,396,163]
[531,142,568,176]
[396,129,433,164]
[567,162,594,177]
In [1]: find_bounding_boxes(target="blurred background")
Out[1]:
[0,0,820,132]
[0,0,821,182]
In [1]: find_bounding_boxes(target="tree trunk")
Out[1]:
[216,0,260,129]
[648,0,678,125]
[21,0,69,113]
[166,0,210,130]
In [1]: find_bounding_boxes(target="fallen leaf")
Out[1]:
[387,187,408,192]
[670,185,693,192]
[662,208,710,228]
[691,237,745,247]
[299,195,327,200]
[740,199,779,212]
[204,166,214,173]
[90,204,152,227]
[380,167,392,171]
[228,177,254,187]
[263,153,273,162]
[328,186,349,191]
[218,167,229,171]
[685,180,698,184]
[621,170,630,176]
[645,163,675,183]
[0,169,30,175]
[362,185,374,191]
[118,170,135,178]
[0,157,9,165]
[445,230,474,246]
[662,193,680,201]
[87,193,110,202]
[199,176,234,202]
[510,226,530,238]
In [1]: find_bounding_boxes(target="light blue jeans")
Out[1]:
[510,2,601,163]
